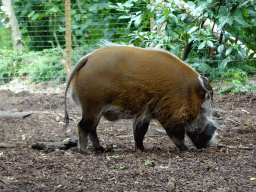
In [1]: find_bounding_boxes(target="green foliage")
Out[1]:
[28,49,66,83]
[218,68,256,95]
[0,48,66,84]
[221,68,247,82]
[7,0,147,51]
[0,18,12,49]
[1,0,255,87]
[116,0,255,57]
[218,80,256,95]
[0,49,22,83]
[0,43,98,84]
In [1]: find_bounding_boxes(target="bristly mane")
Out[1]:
[98,39,198,74]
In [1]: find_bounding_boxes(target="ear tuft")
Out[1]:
[198,75,213,102]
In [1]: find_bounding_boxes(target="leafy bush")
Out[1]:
[9,0,146,51]
[1,0,255,89]
[0,49,23,83]
[0,48,66,84]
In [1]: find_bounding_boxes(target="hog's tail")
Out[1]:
[63,55,90,131]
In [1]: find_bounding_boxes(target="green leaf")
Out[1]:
[198,41,206,49]
[119,15,131,19]
[200,30,208,36]
[37,13,45,20]
[188,26,198,34]
[74,14,81,21]
[71,10,77,15]
[224,33,231,43]
[248,52,255,59]
[238,0,251,8]
[237,48,247,59]
[32,13,39,21]
[111,155,125,158]
[217,45,224,53]
[217,17,230,30]
[75,30,83,36]
[28,11,35,18]
[89,4,98,13]
[98,3,109,9]
[72,25,79,29]
[218,59,229,72]
[207,41,214,48]
[179,13,187,21]
[218,87,234,95]
[190,62,212,73]
[171,31,179,39]
[225,47,233,56]
[134,14,143,27]
[149,10,154,18]
[120,165,129,170]
[49,6,59,13]
[108,5,118,9]
[187,1,195,7]
[111,166,119,169]
[234,16,249,27]
[123,1,134,8]
[155,16,166,27]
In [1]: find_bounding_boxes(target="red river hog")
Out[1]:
[64,43,217,153]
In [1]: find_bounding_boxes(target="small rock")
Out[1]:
[167,177,176,190]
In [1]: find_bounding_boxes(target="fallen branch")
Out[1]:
[154,128,166,135]
[0,111,33,119]
[31,138,78,151]
[0,143,17,148]
[216,144,255,150]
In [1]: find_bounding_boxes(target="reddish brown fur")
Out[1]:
[68,46,206,127]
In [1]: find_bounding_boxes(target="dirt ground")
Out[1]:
[0,82,255,191]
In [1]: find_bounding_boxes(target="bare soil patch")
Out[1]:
[0,87,255,191]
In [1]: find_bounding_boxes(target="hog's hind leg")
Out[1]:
[88,125,105,152]
[78,115,104,153]
[77,117,91,153]
[133,117,150,150]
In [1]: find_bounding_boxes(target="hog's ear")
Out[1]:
[198,75,213,102]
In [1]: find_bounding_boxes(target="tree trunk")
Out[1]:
[1,0,24,52]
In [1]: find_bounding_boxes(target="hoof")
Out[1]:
[135,143,145,151]
[78,146,91,154]
[135,146,145,151]
[178,145,188,151]
[94,146,105,153]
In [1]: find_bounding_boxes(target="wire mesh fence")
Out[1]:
[0,1,149,87]
[0,1,255,94]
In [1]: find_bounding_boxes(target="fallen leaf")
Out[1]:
[145,160,155,167]
[7,177,15,182]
